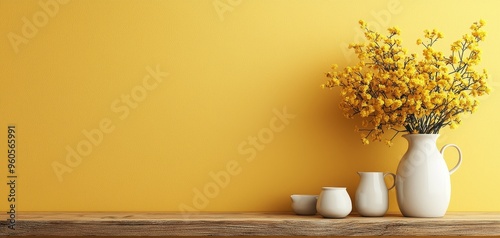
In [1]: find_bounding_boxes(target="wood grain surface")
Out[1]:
[1,212,500,236]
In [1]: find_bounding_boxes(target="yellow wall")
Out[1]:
[1,0,499,217]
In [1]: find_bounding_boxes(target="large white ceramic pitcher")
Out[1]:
[396,134,462,217]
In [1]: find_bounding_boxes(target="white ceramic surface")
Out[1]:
[290,194,318,215]
[316,187,352,218]
[355,172,395,217]
[396,134,462,217]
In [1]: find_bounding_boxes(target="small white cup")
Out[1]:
[290,194,318,215]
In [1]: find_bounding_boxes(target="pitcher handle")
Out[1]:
[440,144,462,175]
[383,172,396,190]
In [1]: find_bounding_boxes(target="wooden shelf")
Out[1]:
[2,212,500,236]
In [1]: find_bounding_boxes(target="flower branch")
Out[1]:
[322,20,490,145]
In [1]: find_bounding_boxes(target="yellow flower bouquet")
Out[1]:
[322,20,490,145]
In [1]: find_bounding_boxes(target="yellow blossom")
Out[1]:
[388,27,401,35]
[322,20,489,145]
[384,140,393,147]
[359,20,367,28]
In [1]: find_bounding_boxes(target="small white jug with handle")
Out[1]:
[355,172,395,217]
